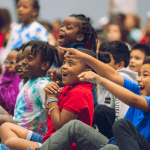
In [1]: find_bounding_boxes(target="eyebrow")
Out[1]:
[143,71,150,73]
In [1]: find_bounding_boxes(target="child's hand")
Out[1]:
[44,81,61,95]
[78,71,102,84]
[59,46,84,59]
[47,69,57,82]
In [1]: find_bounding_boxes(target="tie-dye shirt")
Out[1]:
[13,76,51,136]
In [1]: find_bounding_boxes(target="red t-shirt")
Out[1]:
[43,82,94,150]
[139,36,150,44]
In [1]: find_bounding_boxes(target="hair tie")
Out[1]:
[84,39,91,50]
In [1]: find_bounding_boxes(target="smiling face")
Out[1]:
[137,64,150,96]
[17,0,37,26]
[61,57,88,85]
[107,24,121,41]
[5,50,18,71]
[15,50,26,79]
[129,49,146,76]
[58,17,82,47]
[22,46,44,80]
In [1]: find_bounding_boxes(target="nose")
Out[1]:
[22,58,26,67]
[137,75,142,82]
[59,26,65,32]
[5,63,11,69]
[17,61,23,67]
[130,57,134,63]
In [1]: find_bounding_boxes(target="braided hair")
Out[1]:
[22,40,59,70]
[70,14,98,52]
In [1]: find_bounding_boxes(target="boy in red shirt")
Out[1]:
[0,48,96,150]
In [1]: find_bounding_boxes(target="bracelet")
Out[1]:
[43,104,49,111]
[46,98,59,105]
[48,106,59,114]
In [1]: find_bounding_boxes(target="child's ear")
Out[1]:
[41,62,50,71]
[32,8,38,17]
[76,34,85,42]
[117,61,124,70]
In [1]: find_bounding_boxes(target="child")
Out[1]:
[53,14,98,105]
[0,48,96,150]
[106,22,129,43]
[0,49,22,116]
[15,45,29,91]
[0,40,58,135]
[52,46,150,150]
[58,14,97,51]
[129,43,150,76]
[4,0,49,61]
[95,41,138,139]
[124,13,142,42]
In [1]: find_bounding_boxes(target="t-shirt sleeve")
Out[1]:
[63,89,89,116]
[123,76,139,94]
[36,80,49,104]
[35,27,49,42]
[143,96,150,107]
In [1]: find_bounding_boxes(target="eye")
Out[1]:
[10,60,16,65]
[27,56,32,61]
[135,56,140,60]
[143,74,148,77]
[16,60,19,64]
[67,25,71,30]
[69,62,74,66]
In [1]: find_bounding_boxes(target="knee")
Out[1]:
[94,105,109,118]
[100,144,119,150]
[0,122,11,133]
[66,120,86,134]
[4,137,16,148]
[112,118,128,134]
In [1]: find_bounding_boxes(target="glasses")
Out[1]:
[4,60,16,65]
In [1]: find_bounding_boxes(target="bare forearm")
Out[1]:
[82,54,124,86]
[100,77,150,112]
[47,101,61,130]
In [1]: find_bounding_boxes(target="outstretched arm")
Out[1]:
[78,71,150,112]
[59,47,124,86]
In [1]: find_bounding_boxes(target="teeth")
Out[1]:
[62,72,67,76]
[17,68,22,72]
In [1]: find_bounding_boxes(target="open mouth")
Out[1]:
[59,33,64,39]
[62,72,68,77]
[16,68,23,73]
[139,85,145,91]
[129,65,135,68]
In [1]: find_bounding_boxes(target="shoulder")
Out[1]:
[31,21,48,32]
[123,77,139,94]
[36,77,51,90]
[118,67,138,82]
[69,83,93,98]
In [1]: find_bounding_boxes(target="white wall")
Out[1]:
[0,0,149,28]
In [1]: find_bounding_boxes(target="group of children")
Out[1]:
[0,0,150,150]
